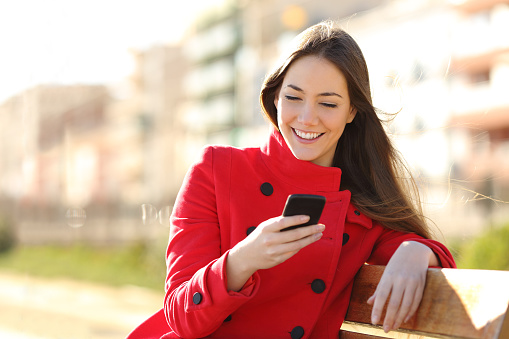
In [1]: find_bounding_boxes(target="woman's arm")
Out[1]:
[367,241,438,332]
[364,225,455,334]
[165,147,252,337]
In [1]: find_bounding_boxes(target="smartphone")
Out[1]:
[281,194,326,231]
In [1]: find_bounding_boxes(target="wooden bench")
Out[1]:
[339,265,509,339]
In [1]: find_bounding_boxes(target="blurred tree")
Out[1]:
[456,223,509,271]
[0,215,16,253]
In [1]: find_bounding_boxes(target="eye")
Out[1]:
[285,95,301,101]
[320,102,337,108]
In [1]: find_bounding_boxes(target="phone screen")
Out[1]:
[281,194,326,231]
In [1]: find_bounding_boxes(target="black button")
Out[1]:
[311,279,326,294]
[192,292,202,305]
[224,315,232,322]
[354,210,361,216]
[342,233,350,245]
[290,326,304,339]
[260,182,274,196]
[246,226,256,236]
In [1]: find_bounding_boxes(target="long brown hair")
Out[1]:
[260,20,432,239]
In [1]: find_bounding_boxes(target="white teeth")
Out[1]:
[294,129,322,140]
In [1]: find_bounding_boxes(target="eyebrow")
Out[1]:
[285,84,343,98]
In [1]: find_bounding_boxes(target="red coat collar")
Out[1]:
[260,128,342,192]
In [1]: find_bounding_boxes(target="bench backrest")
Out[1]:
[340,265,509,339]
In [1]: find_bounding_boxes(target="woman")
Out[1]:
[127,20,455,339]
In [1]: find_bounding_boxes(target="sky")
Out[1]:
[0,0,217,102]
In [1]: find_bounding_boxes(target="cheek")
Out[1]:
[323,117,348,137]
[277,111,292,135]
[277,102,298,124]
[277,104,289,126]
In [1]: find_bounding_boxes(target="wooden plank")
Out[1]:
[339,330,388,339]
[345,265,509,339]
[340,323,438,339]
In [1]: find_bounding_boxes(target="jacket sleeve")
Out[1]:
[366,225,456,268]
[164,146,259,338]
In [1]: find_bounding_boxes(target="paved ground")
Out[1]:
[0,271,164,339]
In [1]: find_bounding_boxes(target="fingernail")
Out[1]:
[317,224,325,231]
[300,215,310,222]
[383,325,390,333]
[314,232,323,240]
[371,315,379,325]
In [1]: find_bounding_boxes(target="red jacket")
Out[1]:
[127,129,455,339]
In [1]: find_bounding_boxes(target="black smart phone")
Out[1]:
[281,194,326,231]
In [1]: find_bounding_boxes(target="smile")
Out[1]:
[293,128,324,140]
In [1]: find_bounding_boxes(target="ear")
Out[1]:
[347,106,357,123]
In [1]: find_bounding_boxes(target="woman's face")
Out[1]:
[274,55,357,167]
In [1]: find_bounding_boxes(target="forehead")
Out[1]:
[282,55,348,90]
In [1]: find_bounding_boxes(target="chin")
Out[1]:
[292,151,318,163]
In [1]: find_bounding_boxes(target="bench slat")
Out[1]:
[344,265,509,339]
[339,329,388,339]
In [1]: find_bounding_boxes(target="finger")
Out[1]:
[383,284,404,332]
[370,283,390,326]
[278,230,324,253]
[392,287,415,330]
[282,224,325,242]
[265,232,323,265]
[405,282,425,323]
[257,221,322,260]
[271,215,310,231]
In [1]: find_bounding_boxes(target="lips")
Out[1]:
[293,128,324,140]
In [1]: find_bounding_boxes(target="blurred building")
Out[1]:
[178,2,245,164]
[0,85,116,243]
[448,0,509,221]
[0,85,110,206]
[129,45,189,207]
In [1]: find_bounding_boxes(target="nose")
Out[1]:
[297,104,318,126]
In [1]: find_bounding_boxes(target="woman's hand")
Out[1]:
[226,215,325,292]
[367,241,439,333]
